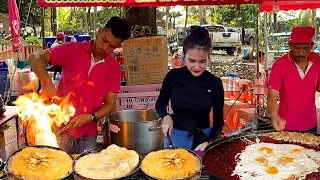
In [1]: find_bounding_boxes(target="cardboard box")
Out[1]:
[0,139,18,161]
[0,125,18,160]
[123,36,168,85]
[0,125,17,147]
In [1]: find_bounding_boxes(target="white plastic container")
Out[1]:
[7,71,39,92]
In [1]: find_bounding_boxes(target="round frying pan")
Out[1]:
[140,147,202,180]
[6,145,74,180]
[73,149,141,180]
[140,132,202,180]
[202,130,320,180]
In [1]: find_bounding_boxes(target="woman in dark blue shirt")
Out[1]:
[156,26,224,151]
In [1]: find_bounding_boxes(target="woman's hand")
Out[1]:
[161,115,173,137]
[194,142,209,151]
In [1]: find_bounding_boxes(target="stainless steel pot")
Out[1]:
[108,110,163,155]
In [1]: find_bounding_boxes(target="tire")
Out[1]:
[226,48,235,55]
[249,37,254,46]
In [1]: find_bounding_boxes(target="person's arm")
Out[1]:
[93,92,117,119]
[267,60,286,130]
[208,79,224,141]
[195,79,224,151]
[267,89,279,118]
[29,50,52,86]
[28,43,69,95]
[156,71,174,136]
[155,71,173,118]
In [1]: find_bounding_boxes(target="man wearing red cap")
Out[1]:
[51,32,66,48]
[267,26,320,132]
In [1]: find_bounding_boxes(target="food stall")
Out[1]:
[3,0,320,179]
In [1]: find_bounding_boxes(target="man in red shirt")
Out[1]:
[28,17,130,153]
[268,26,320,132]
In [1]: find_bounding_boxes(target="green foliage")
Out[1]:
[0,0,42,27]
[56,7,121,35]
[177,17,198,25]
[0,39,11,45]
[24,36,42,45]
[179,5,258,28]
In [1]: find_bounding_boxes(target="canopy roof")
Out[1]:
[38,0,262,7]
[260,1,320,12]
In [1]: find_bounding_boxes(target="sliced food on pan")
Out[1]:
[74,144,139,179]
[141,148,201,179]
[8,146,73,180]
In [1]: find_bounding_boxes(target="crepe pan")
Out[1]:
[6,145,74,180]
[140,133,202,180]
[202,130,320,180]
[73,149,142,180]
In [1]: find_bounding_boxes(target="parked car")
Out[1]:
[226,28,254,45]
[243,30,255,45]
[194,25,241,55]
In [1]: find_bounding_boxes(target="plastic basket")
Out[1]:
[116,84,172,113]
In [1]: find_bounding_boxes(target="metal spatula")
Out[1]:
[167,131,173,148]
[56,121,75,135]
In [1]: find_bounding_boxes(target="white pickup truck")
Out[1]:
[202,25,241,55]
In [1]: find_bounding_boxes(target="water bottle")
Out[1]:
[55,72,61,89]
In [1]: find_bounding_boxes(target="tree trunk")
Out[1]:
[273,13,278,33]
[211,6,215,23]
[51,8,57,35]
[199,6,206,25]
[83,8,88,34]
[125,7,157,34]
[93,7,97,39]
[184,6,188,38]
[165,7,169,34]
[87,7,92,36]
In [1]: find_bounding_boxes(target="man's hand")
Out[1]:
[271,114,286,131]
[72,114,92,128]
[162,115,173,137]
[40,81,57,97]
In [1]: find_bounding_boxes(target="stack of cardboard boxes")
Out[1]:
[0,125,18,160]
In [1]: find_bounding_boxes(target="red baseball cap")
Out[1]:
[56,32,65,39]
[290,26,315,44]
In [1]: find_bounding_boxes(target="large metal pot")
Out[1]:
[108,110,163,155]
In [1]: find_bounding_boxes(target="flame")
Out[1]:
[22,80,38,91]
[15,92,75,147]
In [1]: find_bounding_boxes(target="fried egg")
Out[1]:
[232,143,320,180]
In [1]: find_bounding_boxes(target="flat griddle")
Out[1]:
[202,130,320,180]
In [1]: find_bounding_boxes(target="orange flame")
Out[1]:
[15,92,75,147]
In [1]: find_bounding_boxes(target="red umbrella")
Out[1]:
[8,0,21,52]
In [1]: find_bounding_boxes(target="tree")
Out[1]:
[0,0,43,26]
[125,7,157,35]
[184,6,188,38]
[199,6,206,25]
